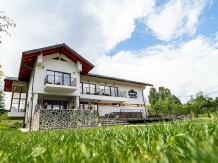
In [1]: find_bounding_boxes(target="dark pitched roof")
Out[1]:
[84,73,153,86]
[18,43,95,81]
[4,76,18,81]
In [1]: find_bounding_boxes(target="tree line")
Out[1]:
[147,87,218,118]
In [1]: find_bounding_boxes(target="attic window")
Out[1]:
[60,57,67,62]
[51,57,67,62]
[52,57,59,60]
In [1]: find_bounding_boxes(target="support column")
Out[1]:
[76,96,80,109]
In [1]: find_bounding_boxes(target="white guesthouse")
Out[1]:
[4,44,153,129]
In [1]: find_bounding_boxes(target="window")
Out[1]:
[80,83,96,94]
[11,86,27,112]
[52,57,59,60]
[100,85,118,97]
[60,57,67,62]
[52,57,67,62]
[112,103,120,107]
[43,100,69,109]
[46,70,71,86]
[80,102,98,110]
[132,104,138,107]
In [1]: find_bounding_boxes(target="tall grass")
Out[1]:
[0,120,218,162]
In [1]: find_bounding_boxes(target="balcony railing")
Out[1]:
[81,87,127,98]
[44,75,76,87]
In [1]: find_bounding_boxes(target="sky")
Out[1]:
[0,0,218,108]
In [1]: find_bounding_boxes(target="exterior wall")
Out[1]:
[25,53,82,123]
[33,53,80,96]
[28,109,98,131]
[80,76,146,116]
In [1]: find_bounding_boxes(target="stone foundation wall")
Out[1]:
[38,109,98,130]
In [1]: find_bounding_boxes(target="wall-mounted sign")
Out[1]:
[128,89,137,98]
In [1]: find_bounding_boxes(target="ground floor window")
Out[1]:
[42,100,69,109]
[80,102,98,110]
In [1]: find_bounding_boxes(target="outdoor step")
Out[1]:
[101,123,129,126]
[100,123,126,125]
[98,119,126,122]
[100,121,128,124]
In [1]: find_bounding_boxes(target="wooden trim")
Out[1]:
[120,104,132,107]
[98,103,112,106]
[10,85,14,112]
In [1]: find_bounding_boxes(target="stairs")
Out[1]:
[98,117,129,126]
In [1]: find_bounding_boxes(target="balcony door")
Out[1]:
[46,70,71,86]
[82,83,96,94]
[100,85,118,97]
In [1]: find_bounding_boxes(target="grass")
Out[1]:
[0,119,218,162]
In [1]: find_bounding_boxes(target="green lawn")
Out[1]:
[0,119,218,163]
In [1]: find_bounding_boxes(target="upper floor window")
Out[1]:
[80,83,96,94]
[46,70,71,85]
[100,85,118,97]
[52,57,67,62]
[11,86,27,112]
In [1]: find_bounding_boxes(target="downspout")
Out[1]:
[22,81,29,128]
[21,62,35,131]
[29,70,35,131]
[142,86,147,117]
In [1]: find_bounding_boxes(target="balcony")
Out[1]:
[44,75,77,93]
[80,87,127,102]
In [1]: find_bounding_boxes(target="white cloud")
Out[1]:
[0,0,155,108]
[96,35,218,103]
[0,0,216,108]
[145,0,210,41]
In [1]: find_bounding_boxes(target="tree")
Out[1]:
[148,86,182,115]
[0,11,16,43]
[148,87,159,106]
[0,90,5,115]
[186,92,214,118]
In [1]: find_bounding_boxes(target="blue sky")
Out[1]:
[0,0,218,107]
[108,0,218,55]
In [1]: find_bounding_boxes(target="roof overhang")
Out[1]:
[84,73,153,86]
[4,77,18,92]
[18,44,94,81]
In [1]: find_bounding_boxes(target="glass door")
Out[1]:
[64,73,71,86]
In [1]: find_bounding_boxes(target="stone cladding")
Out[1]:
[27,109,98,131]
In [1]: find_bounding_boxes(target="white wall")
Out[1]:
[24,53,82,122]
[33,53,80,96]
[80,76,147,116]
[80,76,145,104]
